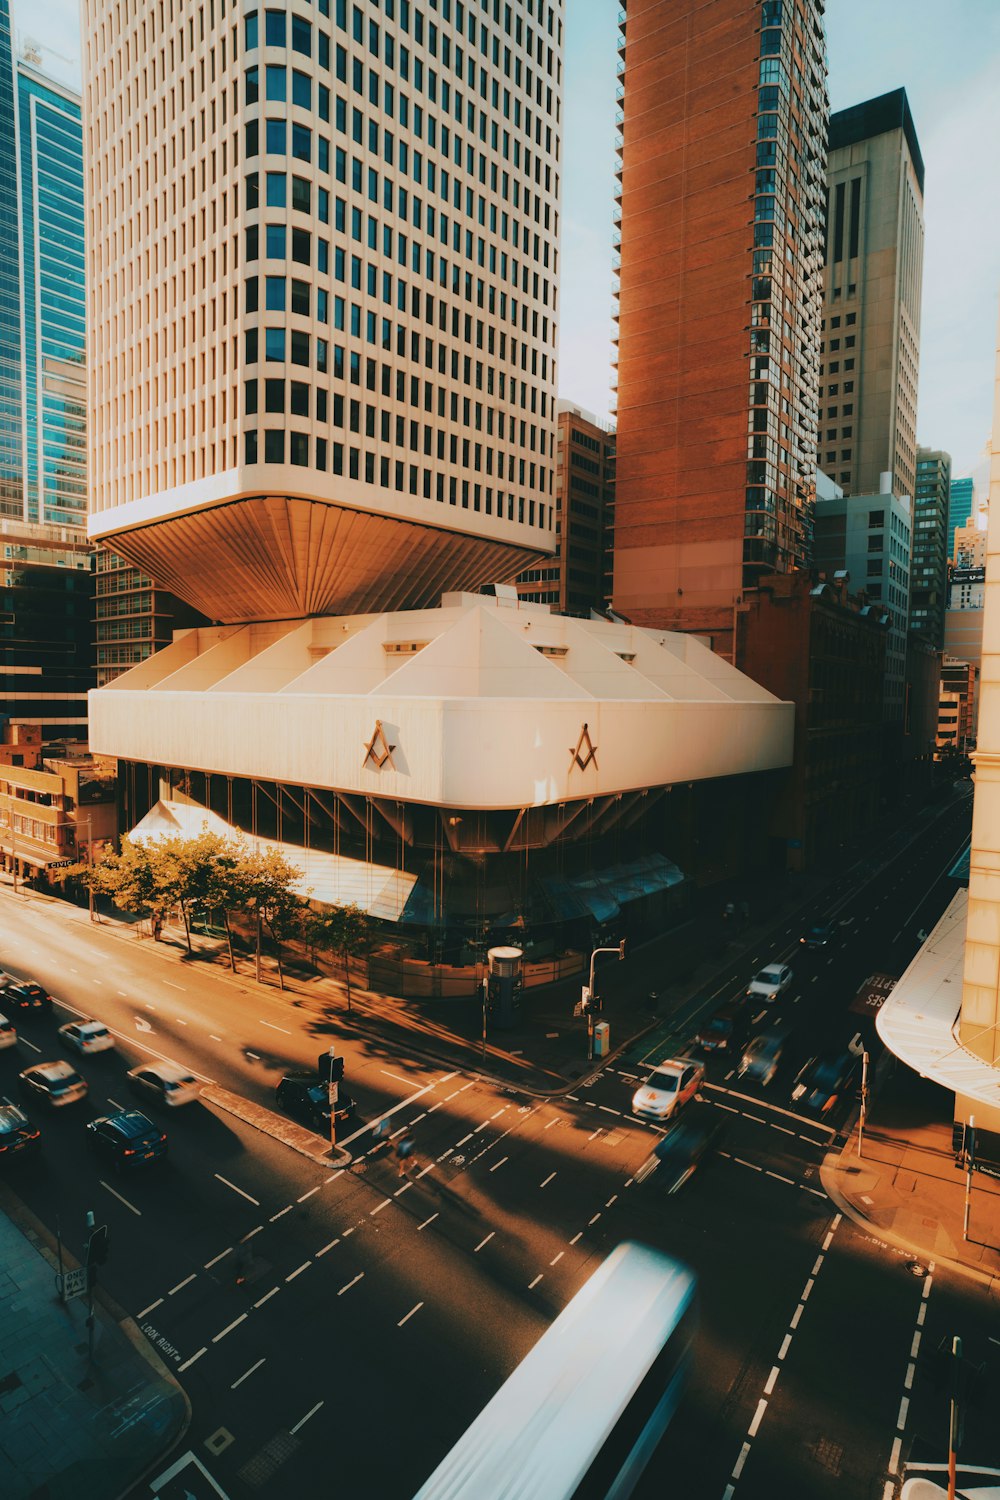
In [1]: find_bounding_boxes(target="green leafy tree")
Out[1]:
[232,845,307,987]
[174,830,247,970]
[308,902,372,1012]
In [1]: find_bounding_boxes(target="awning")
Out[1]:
[876,888,1000,1111]
[129,801,418,919]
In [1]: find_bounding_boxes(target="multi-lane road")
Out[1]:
[0,784,994,1500]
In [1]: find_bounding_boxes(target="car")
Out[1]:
[59,1019,115,1055]
[275,1072,356,1132]
[694,1002,750,1056]
[737,1024,790,1087]
[127,1061,201,1107]
[0,1012,16,1050]
[18,1060,88,1109]
[0,1104,40,1161]
[651,1106,727,1193]
[631,1058,704,1123]
[0,977,53,1015]
[800,922,835,949]
[746,962,793,1003]
[790,1050,858,1115]
[86,1110,167,1169]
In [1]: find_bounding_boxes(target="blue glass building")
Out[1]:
[948,477,975,562]
[0,4,86,526]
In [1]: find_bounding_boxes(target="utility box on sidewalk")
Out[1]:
[593,1021,610,1058]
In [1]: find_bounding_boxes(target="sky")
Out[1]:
[14,0,1000,479]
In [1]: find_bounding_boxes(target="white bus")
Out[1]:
[413,1241,696,1500]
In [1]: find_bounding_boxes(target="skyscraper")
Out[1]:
[612,0,828,656]
[0,9,93,742]
[909,445,950,649]
[948,475,974,560]
[83,0,560,621]
[82,0,795,958]
[820,89,924,502]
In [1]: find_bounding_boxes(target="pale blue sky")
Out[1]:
[16,0,1000,476]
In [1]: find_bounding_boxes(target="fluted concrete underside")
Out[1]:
[103,494,546,622]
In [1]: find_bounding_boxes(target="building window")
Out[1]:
[264,430,285,463]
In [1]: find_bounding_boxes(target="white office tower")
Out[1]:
[82,0,793,972]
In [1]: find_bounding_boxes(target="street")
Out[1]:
[0,787,995,1499]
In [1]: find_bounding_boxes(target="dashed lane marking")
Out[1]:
[285,1263,311,1282]
[290,1401,323,1435]
[474,1232,495,1253]
[204,1248,232,1270]
[489,1157,508,1173]
[212,1313,247,1344]
[338,1273,364,1296]
[138,1298,163,1320]
[101,1180,142,1216]
[214,1174,260,1206]
[316,1239,340,1257]
[529,1274,543,1290]
[398,1302,423,1327]
[169,1274,196,1296]
[418,1213,439,1231]
[298,1186,320,1203]
[232,1358,265,1389]
[540,1172,556,1188]
[178,1347,206,1373]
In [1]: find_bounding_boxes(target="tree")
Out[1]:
[308,902,372,1012]
[232,845,306,987]
[174,830,246,970]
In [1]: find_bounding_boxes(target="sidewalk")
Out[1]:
[822,1068,1000,1290]
[0,1189,189,1500]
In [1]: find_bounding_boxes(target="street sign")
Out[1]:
[59,1267,88,1301]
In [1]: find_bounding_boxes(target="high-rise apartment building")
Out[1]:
[947,476,974,560]
[94,551,207,686]
[516,400,615,615]
[909,445,950,649]
[0,0,20,519]
[814,485,911,724]
[612,0,828,656]
[821,89,924,501]
[83,0,560,622]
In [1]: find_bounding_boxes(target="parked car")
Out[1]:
[86,1110,167,1170]
[127,1061,200,1107]
[0,1104,40,1161]
[737,1024,790,1087]
[275,1072,356,1131]
[0,977,53,1015]
[0,1012,16,1050]
[800,922,835,949]
[652,1106,727,1193]
[631,1058,704,1123]
[790,1049,858,1115]
[746,962,794,1004]
[59,1019,115,1056]
[694,1002,751,1056]
[18,1060,88,1109]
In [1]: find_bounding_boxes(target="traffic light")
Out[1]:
[580,986,592,1016]
[318,1052,345,1084]
[87,1224,110,1268]
[952,1120,967,1159]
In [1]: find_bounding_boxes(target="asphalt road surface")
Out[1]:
[1,785,994,1500]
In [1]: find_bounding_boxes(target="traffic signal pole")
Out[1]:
[583,942,627,1061]
[326,1045,339,1151]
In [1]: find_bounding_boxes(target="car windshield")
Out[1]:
[705,1018,730,1035]
[813,1059,843,1087]
[0,1108,27,1134]
[760,967,782,981]
[86,1026,109,1038]
[53,1071,82,1089]
[651,1071,678,1092]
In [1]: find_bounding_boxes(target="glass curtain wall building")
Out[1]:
[0,0,21,519]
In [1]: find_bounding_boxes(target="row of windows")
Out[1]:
[243,424,548,521]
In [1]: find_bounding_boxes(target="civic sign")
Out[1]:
[59,1267,88,1301]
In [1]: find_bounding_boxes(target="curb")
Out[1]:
[0,1183,193,1500]
[201,1082,352,1168]
[819,1147,1000,1294]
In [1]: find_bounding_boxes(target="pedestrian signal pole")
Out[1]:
[584,941,627,1061]
[962,1114,976,1242]
[322,1046,344,1151]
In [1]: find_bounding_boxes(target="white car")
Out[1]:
[59,1019,115,1055]
[631,1058,705,1122]
[0,1012,16,1050]
[746,963,793,1003]
[127,1061,201,1107]
[18,1060,88,1109]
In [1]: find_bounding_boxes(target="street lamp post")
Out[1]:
[856,1050,869,1158]
[584,941,627,1062]
[84,814,95,922]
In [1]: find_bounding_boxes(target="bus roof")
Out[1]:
[413,1241,696,1500]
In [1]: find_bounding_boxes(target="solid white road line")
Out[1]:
[259,1019,292,1034]
[19,1037,41,1053]
[398,1302,423,1327]
[337,1069,460,1151]
[290,1402,323,1435]
[162,981,185,991]
[100,1180,141,1216]
[231,1358,266,1390]
[214,1174,260,1206]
